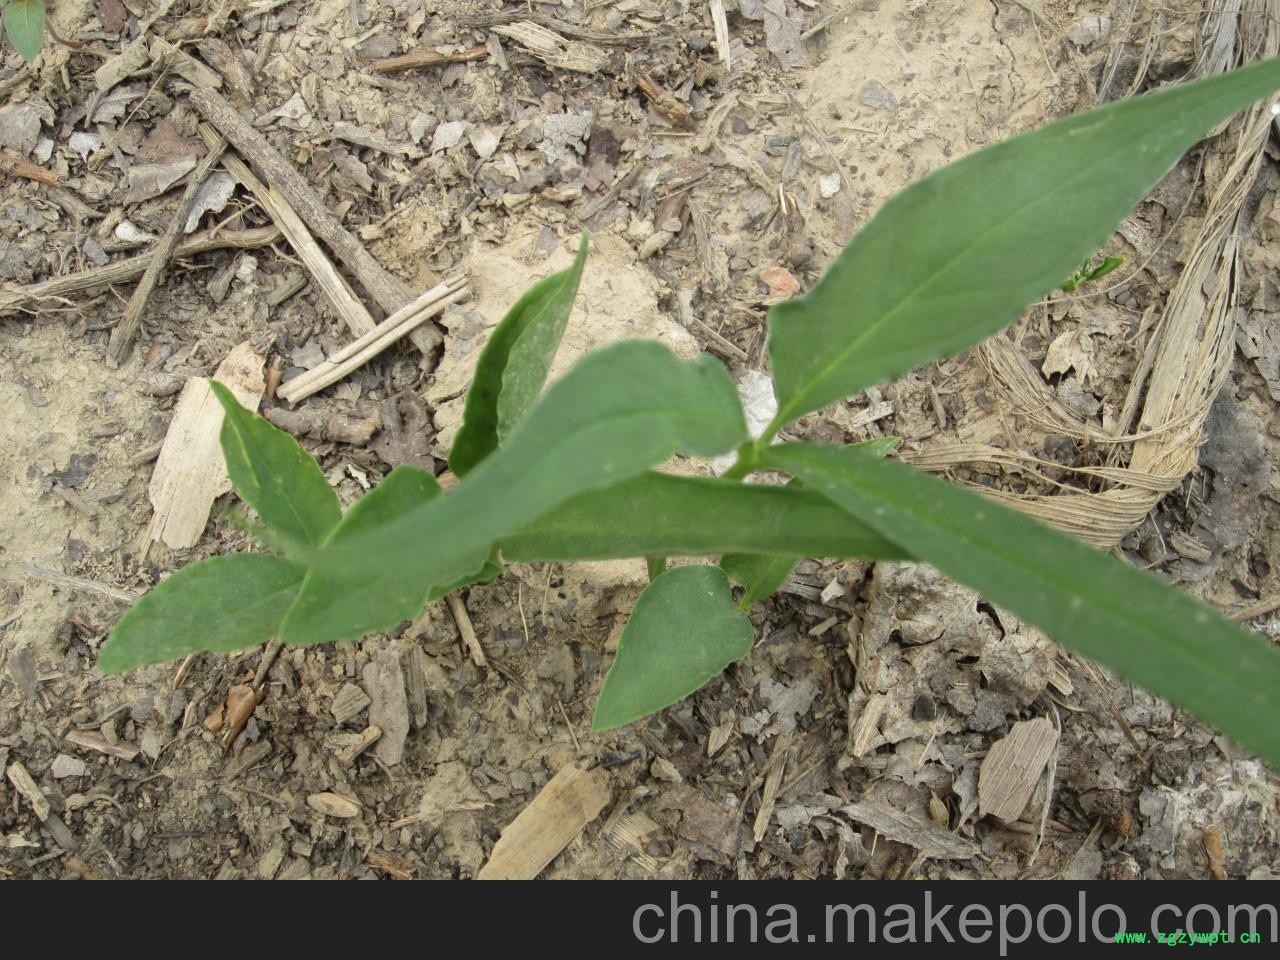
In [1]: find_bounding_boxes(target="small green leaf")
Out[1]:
[282,341,748,647]
[450,236,589,476]
[328,465,504,604]
[97,554,305,673]
[592,565,754,731]
[767,57,1280,428]
[500,472,908,563]
[425,557,503,603]
[210,381,341,547]
[762,442,1280,767]
[330,464,440,539]
[3,0,44,63]
[1085,255,1124,282]
[284,465,443,645]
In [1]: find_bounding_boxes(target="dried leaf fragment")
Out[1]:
[978,717,1058,822]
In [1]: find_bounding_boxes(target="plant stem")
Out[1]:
[722,439,763,481]
[646,556,667,582]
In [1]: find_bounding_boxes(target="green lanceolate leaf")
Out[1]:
[97,554,305,673]
[767,57,1280,429]
[210,381,341,547]
[310,462,505,609]
[592,565,754,731]
[720,476,807,606]
[3,0,44,63]
[762,442,1280,767]
[286,465,445,643]
[719,439,900,604]
[500,472,908,563]
[425,557,503,604]
[281,341,748,647]
[450,235,589,476]
[331,464,440,537]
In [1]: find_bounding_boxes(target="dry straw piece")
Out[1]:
[905,2,1279,548]
[491,21,609,74]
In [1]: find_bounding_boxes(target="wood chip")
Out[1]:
[663,785,740,861]
[65,729,141,761]
[335,725,382,766]
[835,400,895,431]
[6,762,50,821]
[364,647,409,766]
[0,226,281,316]
[477,762,611,879]
[1203,823,1227,880]
[331,683,372,725]
[1048,659,1074,696]
[492,21,609,73]
[603,809,663,873]
[841,800,978,860]
[307,791,361,819]
[0,147,59,186]
[1169,528,1213,563]
[978,716,1058,822]
[149,36,223,90]
[366,848,417,879]
[406,646,428,730]
[707,714,734,756]
[95,38,150,92]
[635,71,691,126]
[331,121,420,158]
[145,341,266,549]
[753,733,791,842]
[847,691,888,759]
[709,0,732,67]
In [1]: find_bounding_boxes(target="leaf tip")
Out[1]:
[95,635,134,675]
[208,378,238,411]
[588,706,627,734]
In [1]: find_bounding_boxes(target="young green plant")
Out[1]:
[101,58,1280,768]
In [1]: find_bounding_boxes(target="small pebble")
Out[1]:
[50,754,87,779]
[650,757,682,783]
[859,80,898,115]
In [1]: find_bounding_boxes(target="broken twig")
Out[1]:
[446,593,488,669]
[197,123,377,341]
[368,44,488,75]
[189,86,436,360]
[107,138,229,364]
[0,148,59,186]
[278,275,469,403]
[0,226,280,315]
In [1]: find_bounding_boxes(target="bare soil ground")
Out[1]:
[2,0,1279,879]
